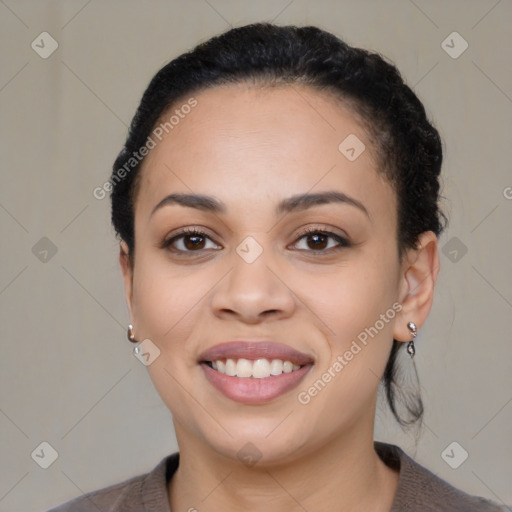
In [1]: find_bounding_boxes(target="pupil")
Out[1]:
[308,233,327,250]
[185,235,205,250]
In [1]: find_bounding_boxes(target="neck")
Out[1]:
[168,412,399,512]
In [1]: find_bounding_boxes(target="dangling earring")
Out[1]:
[127,324,138,343]
[407,321,417,358]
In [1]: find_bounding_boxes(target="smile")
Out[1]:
[205,358,302,378]
[198,341,314,404]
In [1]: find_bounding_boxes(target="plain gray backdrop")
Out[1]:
[1,1,511,511]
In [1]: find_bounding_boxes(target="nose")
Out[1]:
[210,246,296,324]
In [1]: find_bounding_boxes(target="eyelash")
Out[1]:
[161,226,350,255]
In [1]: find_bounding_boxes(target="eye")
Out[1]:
[162,226,349,255]
[162,228,221,253]
[292,227,350,252]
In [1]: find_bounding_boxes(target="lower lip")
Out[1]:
[201,363,312,404]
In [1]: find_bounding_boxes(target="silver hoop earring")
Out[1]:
[407,321,417,358]
[127,324,138,343]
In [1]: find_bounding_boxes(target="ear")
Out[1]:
[393,231,440,342]
[119,240,134,322]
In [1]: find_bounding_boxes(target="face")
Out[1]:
[120,83,430,465]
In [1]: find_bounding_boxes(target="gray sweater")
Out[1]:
[47,441,508,511]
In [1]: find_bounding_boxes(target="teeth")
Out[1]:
[225,359,237,377]
[270,359,283,375]
[252,359,271,379]
[236,358,253,378]
[211,358,303,378]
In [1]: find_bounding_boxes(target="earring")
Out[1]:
[407,321,417,358]
[127,324,138,343]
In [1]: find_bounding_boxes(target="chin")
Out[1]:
[195,418,315,468]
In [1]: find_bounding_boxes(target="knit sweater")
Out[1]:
[46,441,508,511]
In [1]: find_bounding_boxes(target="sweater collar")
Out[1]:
[141,442,419,511]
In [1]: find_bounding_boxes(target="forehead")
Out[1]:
[135,83,394,219]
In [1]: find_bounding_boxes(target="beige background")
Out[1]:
[1,1,511,510]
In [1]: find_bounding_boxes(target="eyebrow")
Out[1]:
[150,191,369,218]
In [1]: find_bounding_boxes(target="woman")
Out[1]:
[48,23,507,512]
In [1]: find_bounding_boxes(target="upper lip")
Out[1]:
[199,341,314,366]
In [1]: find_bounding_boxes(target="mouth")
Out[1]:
[198,341,314,404]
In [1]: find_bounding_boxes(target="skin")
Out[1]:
[119,83,440,512]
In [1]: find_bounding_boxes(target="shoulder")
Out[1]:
[45,452,179,512]
[375,441,509,512]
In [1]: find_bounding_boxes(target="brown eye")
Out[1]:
[162,228,221,253]
[293,229,349,252]
[305,232,329,250]
[182,234,206,250]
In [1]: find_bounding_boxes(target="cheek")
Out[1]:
[309,255,400,343]
[296,270,400,428]
[130,253,206,346]
[300,250,401,411]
